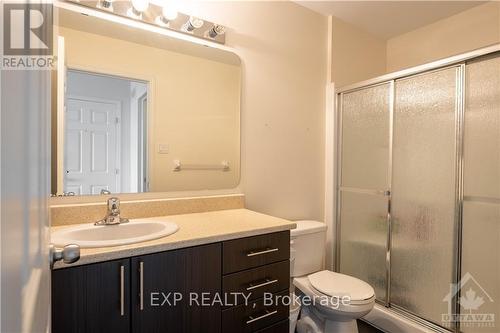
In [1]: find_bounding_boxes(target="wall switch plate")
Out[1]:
[158,144,169,154]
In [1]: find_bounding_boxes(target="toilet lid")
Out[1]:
[308,270,374,302]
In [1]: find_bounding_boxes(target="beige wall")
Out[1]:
[387,2,500,72]
[330,16,387,87]
[329,2,500,85]
[179,1,328,220]
[58,26,241,192]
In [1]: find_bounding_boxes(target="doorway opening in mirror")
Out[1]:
[62,70,149,195]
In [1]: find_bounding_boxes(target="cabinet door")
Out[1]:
[131,243,221,333]
[51,259,130,333]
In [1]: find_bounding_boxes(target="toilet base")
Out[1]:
[325,319,358,333]
[297,318,358,333]
[296,307,359,333]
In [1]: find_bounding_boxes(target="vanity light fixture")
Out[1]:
[206,24,225,39]
[97,0,113,11]
[128,0,149,19]
[155,5,178,26]
[183,16,204,32]
[67,0,226,44]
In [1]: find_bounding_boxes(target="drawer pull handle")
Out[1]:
[139,261,144,311]
[246,248,279,257]
[246,279,278,291]
[120,265,125,316]
[246,309,278,324]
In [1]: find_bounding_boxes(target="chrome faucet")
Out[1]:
[95,197,129,226]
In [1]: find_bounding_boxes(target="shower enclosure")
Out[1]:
[335,45,499,333]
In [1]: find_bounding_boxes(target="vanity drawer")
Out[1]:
[222,290,289,333]
[223,231,290,274]
[254,320,289,333]
[223,260,290,305]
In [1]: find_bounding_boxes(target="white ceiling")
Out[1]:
[295,1,485,39]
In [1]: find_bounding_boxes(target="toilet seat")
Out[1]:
[307,270,375,306]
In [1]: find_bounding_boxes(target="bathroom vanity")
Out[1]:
[51,209,295,333]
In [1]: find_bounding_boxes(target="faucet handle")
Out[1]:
[95,197,128,225]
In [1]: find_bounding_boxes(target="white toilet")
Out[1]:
[291,221,375,333]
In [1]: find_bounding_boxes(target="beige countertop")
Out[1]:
[52,208,296,269]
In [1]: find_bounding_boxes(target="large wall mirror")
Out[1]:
[52,3,241,196]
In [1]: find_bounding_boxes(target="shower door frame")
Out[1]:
[334,43,500,333]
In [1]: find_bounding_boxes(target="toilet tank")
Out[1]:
[291,220,327,277]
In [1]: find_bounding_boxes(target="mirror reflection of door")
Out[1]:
[63,70,148,195]
[65,97,120,195]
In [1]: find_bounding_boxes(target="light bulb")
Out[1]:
[162,6,178,21]
[207,24,225,38]
[131,0,149,13]
[127,0,149,19]
[184,16,204,32]
[97,0,114,11]
[189,16,204,29]
[155,5,178,26]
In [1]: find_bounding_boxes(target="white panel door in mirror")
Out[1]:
[64,97,120,195]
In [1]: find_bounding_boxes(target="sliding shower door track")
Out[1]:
[389,304,454,333]
[372,299,454,333]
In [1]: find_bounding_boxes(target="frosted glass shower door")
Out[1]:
[391,67,459,325]
[461,55,500,333]
[338,83,391,302]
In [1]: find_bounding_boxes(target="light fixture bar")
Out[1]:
[66,0,226,44]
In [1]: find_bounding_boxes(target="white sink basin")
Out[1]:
[51,219,179,248]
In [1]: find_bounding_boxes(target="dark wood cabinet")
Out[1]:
[52,231,290,333]
[52,258,131,333]
[222,290,290,333]
[131,243,221,333]
[221,232,290,333]
[223,231,290,274]
[254,320,289,333]
[223,260,289,305]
